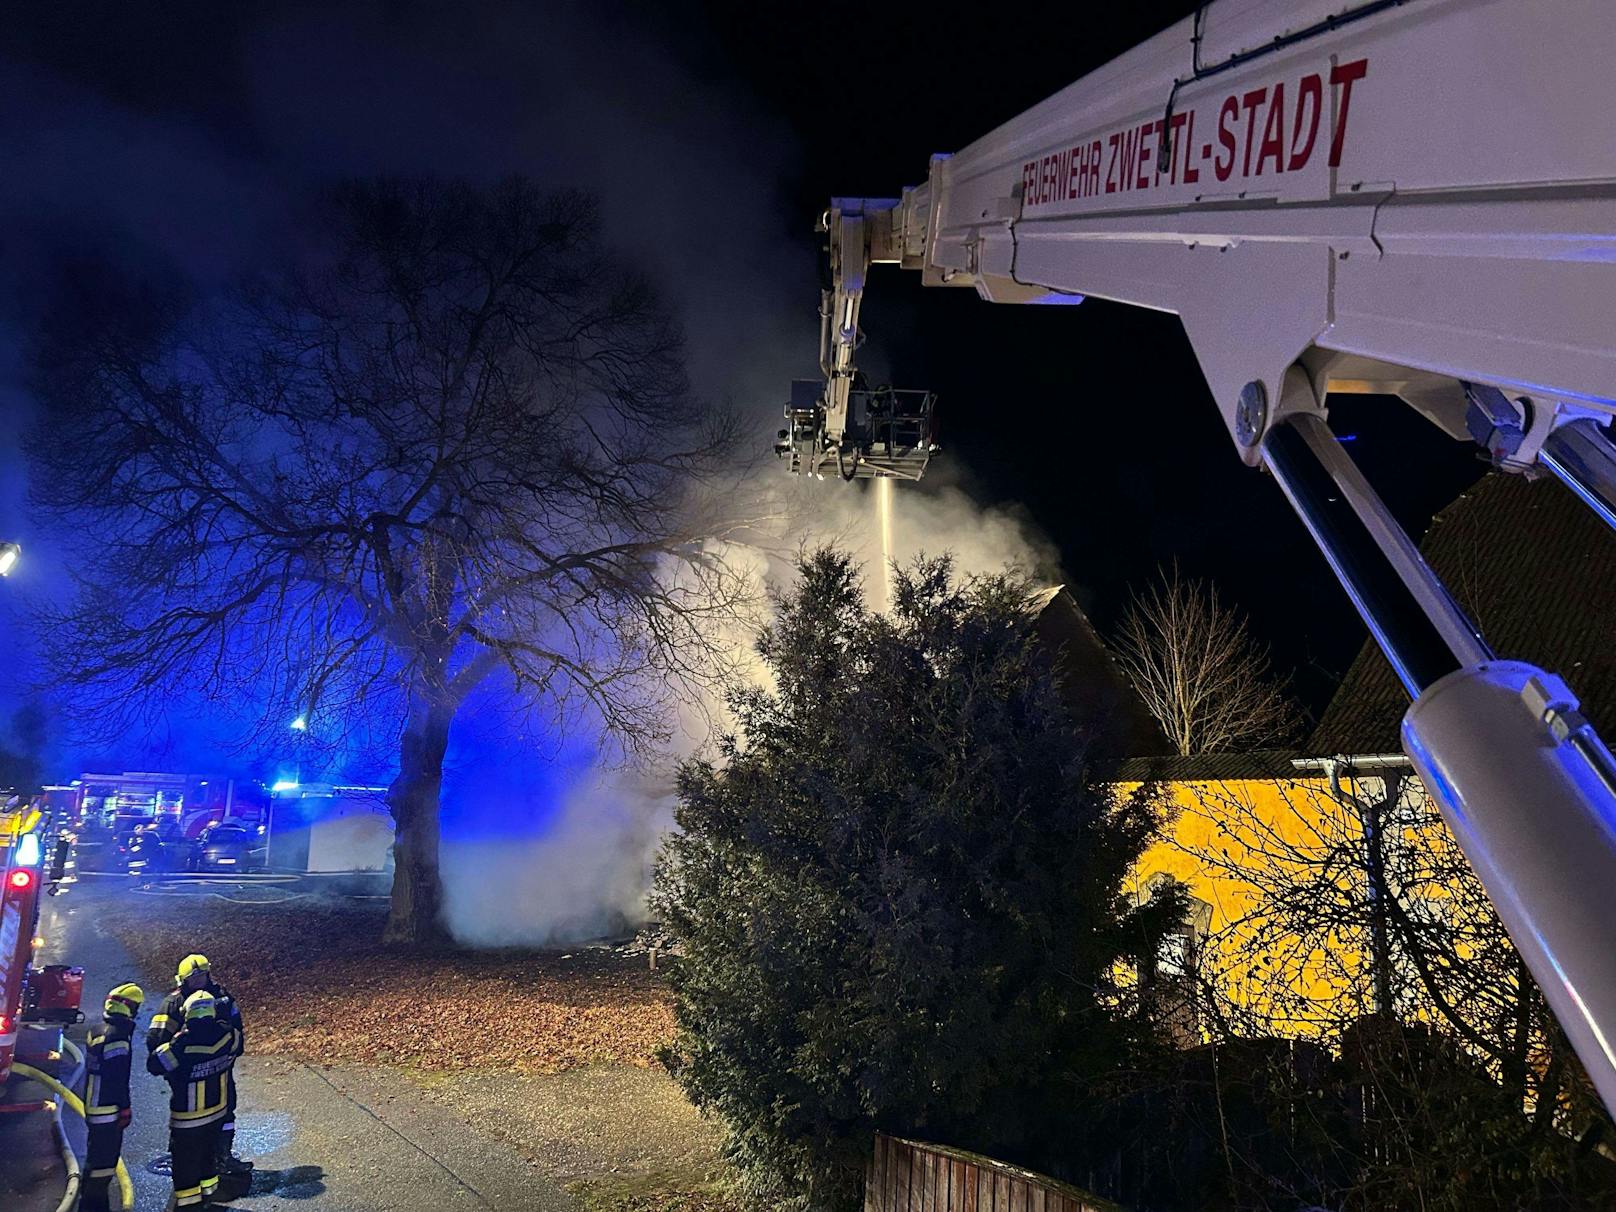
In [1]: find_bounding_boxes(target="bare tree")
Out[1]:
[1163,776,1615,1207]
[25,178,751,943]
[1113,567,1294,755]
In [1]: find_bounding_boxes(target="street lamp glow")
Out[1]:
[271,780,299,792]
[290,716,308,731]
[0,542,20,577]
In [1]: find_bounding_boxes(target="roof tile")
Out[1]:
[1309,473,1616,753]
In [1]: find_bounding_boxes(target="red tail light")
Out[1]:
[6,868,35,892]
[0,1013,13,1034]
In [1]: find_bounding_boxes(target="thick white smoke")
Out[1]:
[439,473,1064,948]
[440,766,676,947]
[437,540,771,949]
[772,470,1065,596]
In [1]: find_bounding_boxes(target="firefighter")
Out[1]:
[147,989,233,1209]
[147,954,251,1178]
[80,982,143,1212]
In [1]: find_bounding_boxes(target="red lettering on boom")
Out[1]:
[1214,95,1238,181]
[1289,73,1322,170]
[1013,54,1368,205]
[1329,58,1369,167]
[1240,87,1267,177]
[1255,81,1285,175]
[1167,112,1187,184]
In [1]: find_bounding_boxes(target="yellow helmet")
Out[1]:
[104,983,144,1020]
[182,990,217,1021]
[176,954,211,982]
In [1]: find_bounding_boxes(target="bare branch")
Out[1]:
[1113,564,1296,755]
[25,176,755,941]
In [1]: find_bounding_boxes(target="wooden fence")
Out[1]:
[865,1134,1122,1212]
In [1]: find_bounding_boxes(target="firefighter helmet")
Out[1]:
[182,990,217,1021]
[104,982,144,1020]
[176,953,211,981]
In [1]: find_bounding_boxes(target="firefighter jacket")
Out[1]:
[147,980,244,1059]
[84,1017,135,1125]
[147,1017,235,1127]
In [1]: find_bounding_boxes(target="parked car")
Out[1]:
[70,820,119,873]
[190,823,265,872]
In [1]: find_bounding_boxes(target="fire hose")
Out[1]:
[14,1037,137,1211]
[126,871,389,903]
[15,1055,80,1212]
[133,875,311,905]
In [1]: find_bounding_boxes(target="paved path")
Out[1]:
[407,1064,722,1186]
[2,879,580,1211]
[5,879,179,1212]
[231,1059,576,1211]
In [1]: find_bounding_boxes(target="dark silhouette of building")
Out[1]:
[1311,472,1616,753]
[1032,585,1170,758]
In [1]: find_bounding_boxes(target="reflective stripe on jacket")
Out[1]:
[84,1021,135,1124]
[146,980,245,1059]
[149,1018,235,1126]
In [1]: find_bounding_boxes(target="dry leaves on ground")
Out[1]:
[102,896,676,1073]
[568,1171,749,1212]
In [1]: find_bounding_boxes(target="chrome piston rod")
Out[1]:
[1542,417,1616,534]
[1262,411,1616,1117]
[1262,413,1489,696]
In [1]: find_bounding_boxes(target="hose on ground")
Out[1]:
[127,871,387,903]
[56,1039,89,1212]
[84,870,297,882]
[15,1043,137,1211]
[133,885,312,904]
[62,1037,136,1208]
[14,1058,82,1212]
[34,1053,80,1212]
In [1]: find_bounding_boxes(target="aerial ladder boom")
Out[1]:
[796,0,1616,1114]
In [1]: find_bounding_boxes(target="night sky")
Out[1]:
[0,0,1484,773]
[684,0,1485,713]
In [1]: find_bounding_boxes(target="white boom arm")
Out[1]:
[806,0,1616,1114]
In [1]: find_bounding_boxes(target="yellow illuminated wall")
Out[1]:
[1119,775,1383,1040]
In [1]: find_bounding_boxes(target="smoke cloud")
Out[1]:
[774,469,1065,594]
[441,766,676,948]
[439,472,1065,948]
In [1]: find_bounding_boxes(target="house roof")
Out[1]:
[1107,750,1305,783]
[1309,472,1616,754]
[1032,586,1171,758]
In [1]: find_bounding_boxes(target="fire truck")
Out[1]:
[0,805,82,1095]
[68,771,260,836]
[790,0,1616,1115]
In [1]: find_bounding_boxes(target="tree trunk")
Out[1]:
[383,695,454,944]
[1362,775,1396,1017]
